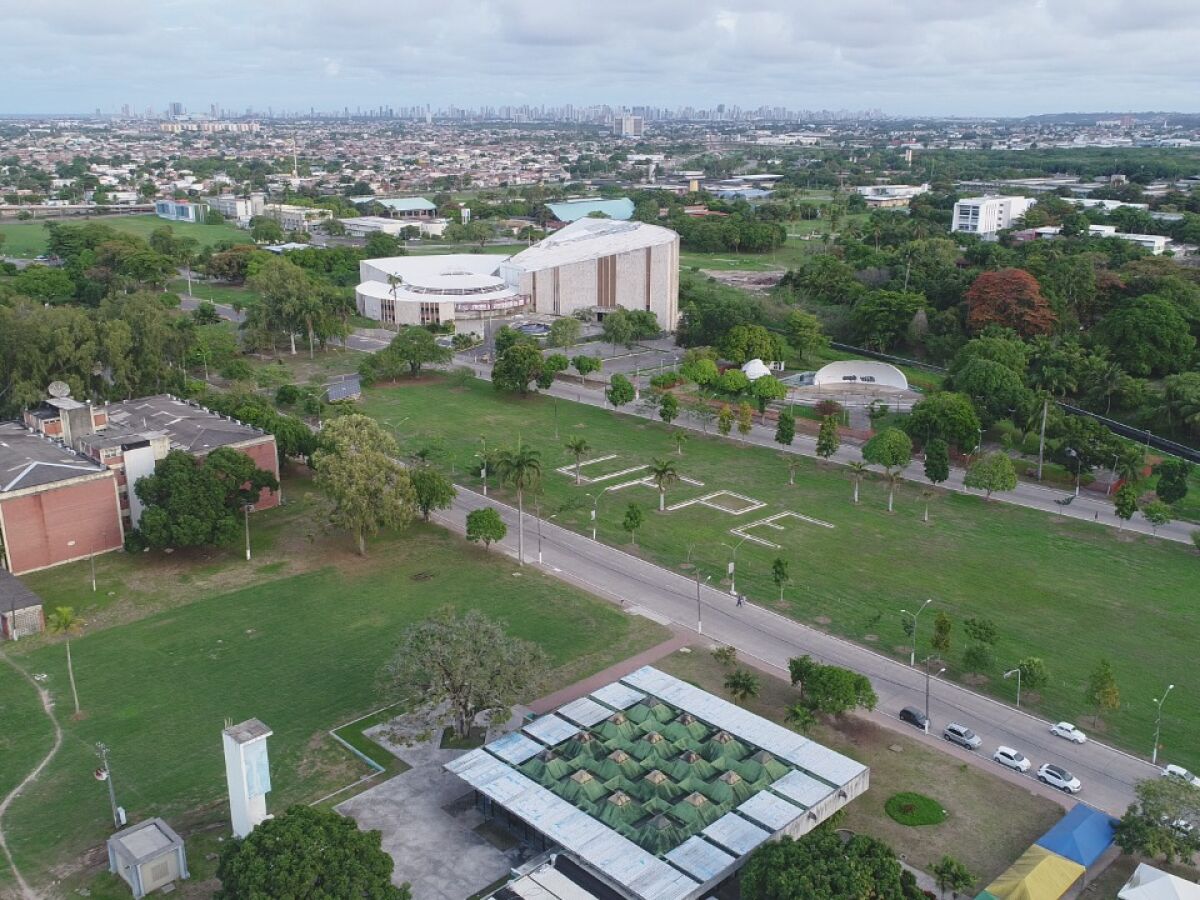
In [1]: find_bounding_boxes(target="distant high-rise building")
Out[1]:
[120,103,131,118]
[168,101,183,118]
[614,115,644,138]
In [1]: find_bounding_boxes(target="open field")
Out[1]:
[360,377,1200,772]
[679,214,871,273]
[0,214,246,258]
[166,277,262,307]
[5,475,667,892]
[659,647,1062,885]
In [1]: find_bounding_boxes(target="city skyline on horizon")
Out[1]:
[4,0,1200,118]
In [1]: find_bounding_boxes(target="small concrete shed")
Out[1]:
[107,818,189,898]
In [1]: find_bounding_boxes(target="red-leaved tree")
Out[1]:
[965,268,1057,337]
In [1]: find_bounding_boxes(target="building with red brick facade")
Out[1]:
[2,393,280,575]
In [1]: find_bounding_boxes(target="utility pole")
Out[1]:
[695,572,711,635]
[924,658,945,733]
[1004,667,1022,707]
[1152,684,1175,766]
[901,598,933,667]
[244,504,252,561]
[1036,397,1049,481]
[95,742,122,829]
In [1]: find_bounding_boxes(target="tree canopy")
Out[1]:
[741,829,924,900]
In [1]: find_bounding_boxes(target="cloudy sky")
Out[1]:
[3,0,1198,116]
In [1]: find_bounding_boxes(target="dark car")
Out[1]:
[899,706,928,731]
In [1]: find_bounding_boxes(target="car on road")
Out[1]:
[942,723,982,749]
[993,746,1031,773]
[899,706,928,731]
[1049,722,1087,744]
[1038,763,1082,793]
[1163,764,1200,788]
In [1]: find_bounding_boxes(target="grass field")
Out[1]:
[660,647,1061,884]
[165,278,262,307]
[4,476,666,892]
[361,377,1200,773]
[0,214,246,257]
[679,214,871,273]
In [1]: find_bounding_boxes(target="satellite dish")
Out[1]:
[48,381,71,399]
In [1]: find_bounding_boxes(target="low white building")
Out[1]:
[355,254,523,328]
[856,184,930,208]
[339,216,411,238]
[263,203,331,233]
[207,194,264,226]
[154,199,203,224]
[951,195,1036,235]
[1034,224,1171,254]
[500,217,680,327]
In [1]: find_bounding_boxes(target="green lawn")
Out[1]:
[0,214,246,257]
[361,378,1200,773]
[5,490,666,890]
[165,278,262,307]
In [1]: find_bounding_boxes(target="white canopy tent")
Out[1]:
[1119,863,1200,900]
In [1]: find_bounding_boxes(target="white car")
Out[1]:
[1163,764,1200,788]
[993,746,1032,773]
[1038,763,1082,793]
[1049,722,1087,744]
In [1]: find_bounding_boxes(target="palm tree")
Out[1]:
[648,458,679,512]
[884,468,901,513]
[787,456,802,486]
[564,437,590,485]
[921,489,934,524]
[496,440,542,565]
[724,669,760,706]
[672,431,689,457]
[847,461,868,504]
[46,606,84,715]
[785,702,815,733]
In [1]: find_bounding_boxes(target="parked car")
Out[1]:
[1049,722,1087,744]
[993,746,1031,773]
[942,723,982,750]
[1162,764,1200,788]
[1038,763,1082,794]
[899,706,928,731]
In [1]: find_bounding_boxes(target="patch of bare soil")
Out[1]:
[702,269,786,294]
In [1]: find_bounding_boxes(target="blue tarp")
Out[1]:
[1035,803,1118,868]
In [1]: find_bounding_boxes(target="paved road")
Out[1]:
[455,354,1197,545]
[435,488,1159,817]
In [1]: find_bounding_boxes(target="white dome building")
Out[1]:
[813,361,908,390]
[741,359,772,381]
[355,255,523,328]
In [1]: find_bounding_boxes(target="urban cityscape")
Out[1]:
[1,3,1200,900]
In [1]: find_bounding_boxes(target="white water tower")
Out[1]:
[222,718,272,838]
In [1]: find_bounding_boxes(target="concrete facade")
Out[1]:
[502,218,680,329]
[951,195,1036,235]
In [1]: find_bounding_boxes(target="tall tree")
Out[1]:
[717,403,733,436]
[1085,658,1121,725]
[410,466,457,521]
[465,507,506,550]
[742,831,924,900]
[313,415,415,556]
[383,608,545,739]
[1141,499,1173,535]
[965,268,1057,337]
[772,557,790,602]
[816,415,839,459]
[46,606,84,716]
[496,440,541,564]
[563,436,590,485]
[847,460,869,504]
[906,392,981,451]
[1154,458,1193,505]
[492,343,545,395]
[605,373,635,409]
[246,255,316,355]
[862,428,913,512]
[736,401,754,437]
[785,309,829,363]
[931,611,953,657]
[1097,295,1195,378]
[623,502,644,545]
[648,457,679,512]
[1114,482,1138,530]
[964,451,1018,499]
[1115,777,1200,864]
[932,856,976,899]
[216,805,409,900]
[382,327,452,377]
[776,408,796,447]
[658,392,679,426]
[570,354,601,385]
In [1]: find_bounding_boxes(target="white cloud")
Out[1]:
[0,0,1197,114]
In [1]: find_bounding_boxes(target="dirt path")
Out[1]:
[0,652,64,900]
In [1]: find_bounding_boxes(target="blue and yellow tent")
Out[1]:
[975,846,1085,900]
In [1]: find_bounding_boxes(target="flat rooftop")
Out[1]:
[503,218,676,273]
[78,395,268,454]
[0,421,110,493]
[447,666,867,900]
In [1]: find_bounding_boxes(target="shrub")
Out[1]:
[274,384,301,406]
[649,372,683,389]
[815,399,843,418]
[884,792,947,826]
[219,359,254,381]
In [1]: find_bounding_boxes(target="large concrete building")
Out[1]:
[355,254,523,328]
[356,218,681,331]
[951,195,1036,236]
[447,666,868,900]
[2,393,280,575]
[501,218,679,327]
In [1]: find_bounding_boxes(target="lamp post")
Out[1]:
[924,657,945,733]
[95,742,122,829]
[1151,684,1175,766]
[720,536,750,596]
[477,436,489,497]
[1003,667,1022,708]
[1066,448,1081,496]
[244,504,252,562]
[1106,452,1120,497]
[695,572,712,635]
[900,598,933,667]
[588,486,616,541]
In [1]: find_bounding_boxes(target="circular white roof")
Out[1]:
[813,361,908,390]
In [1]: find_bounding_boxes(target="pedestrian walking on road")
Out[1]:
[736,593,746,607]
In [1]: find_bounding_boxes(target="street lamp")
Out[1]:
[1106,452,1120,497]
[924,657,945,733]
[1066,447,1081,497]
[587,485,616,541]
[720,536,750,596]
[1152,684,1175,766]
[477,436,489,497]
[1003,667,1022,707]
[244,503,253,561]
[900,598,933,667]
[533,499,557,565]
[695,572,712,635]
